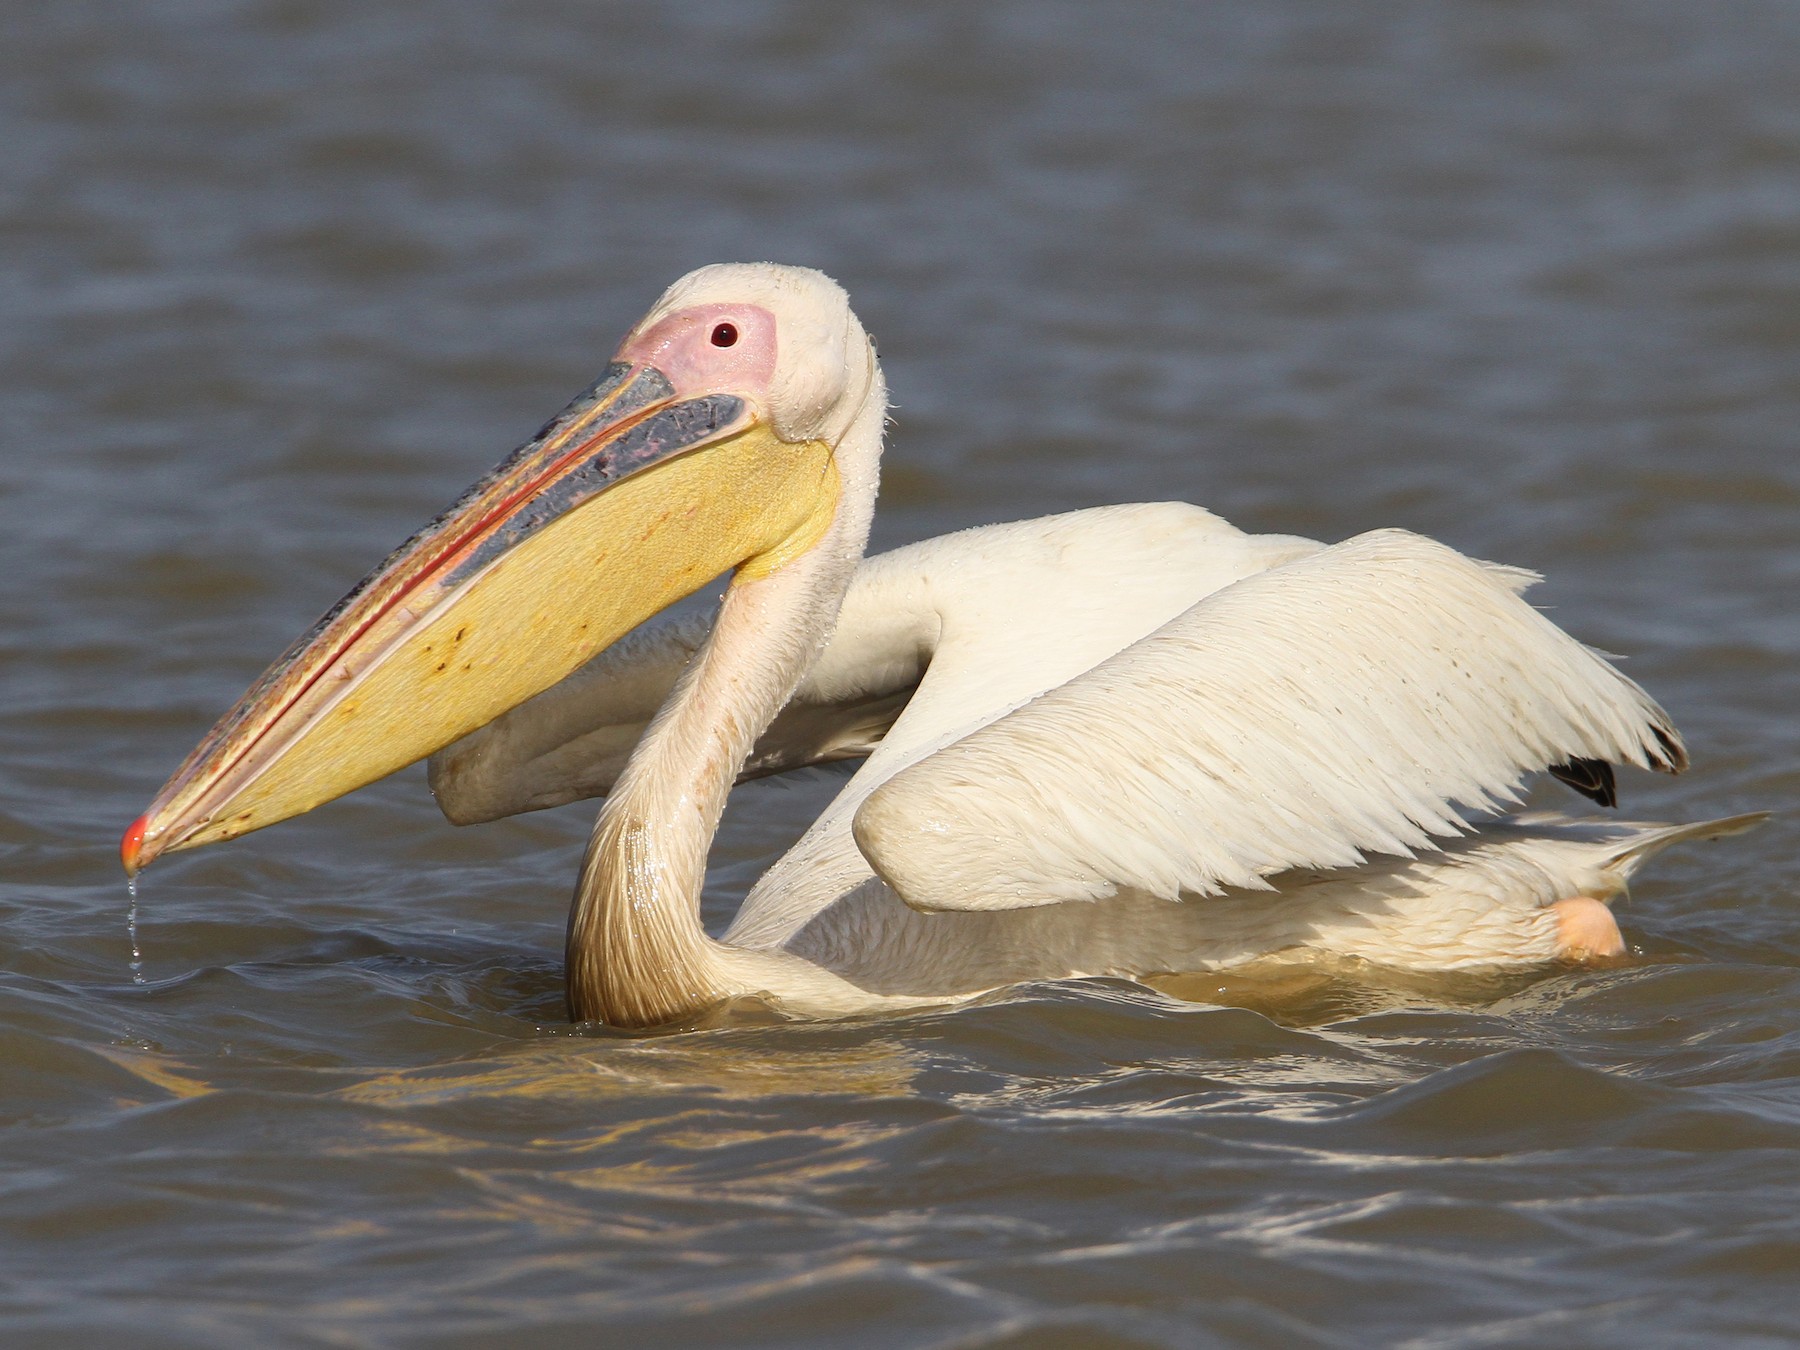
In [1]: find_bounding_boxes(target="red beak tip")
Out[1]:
[121,815,148,877]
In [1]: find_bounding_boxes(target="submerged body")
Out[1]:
[431,501,1757,1017]
[126,264,1762,1027]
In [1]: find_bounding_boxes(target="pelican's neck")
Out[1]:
[564,381,884,1026]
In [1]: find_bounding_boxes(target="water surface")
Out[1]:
[3,3,1797,1345]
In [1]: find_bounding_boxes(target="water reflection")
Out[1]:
[1149,955,1623,1027]
[339,1035,927,1110]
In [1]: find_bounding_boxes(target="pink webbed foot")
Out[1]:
[1552,895,1626,961]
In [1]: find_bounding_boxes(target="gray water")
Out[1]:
[5,3,1798,1346]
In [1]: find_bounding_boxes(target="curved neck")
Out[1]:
[564,385,884,1026]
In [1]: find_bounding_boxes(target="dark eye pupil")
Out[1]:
[710,322,738,348]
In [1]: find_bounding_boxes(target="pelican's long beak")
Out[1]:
[124,359,840,874]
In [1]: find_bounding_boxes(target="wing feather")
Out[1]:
[428,602,922,825]
[851,529,1684,912]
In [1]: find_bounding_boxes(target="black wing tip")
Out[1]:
[1550,719,1687,805]
[1550,758,1618,808]
[1649,723,1689,774]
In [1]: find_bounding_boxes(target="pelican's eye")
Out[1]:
[709,322,739,348]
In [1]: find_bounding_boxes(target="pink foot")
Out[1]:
[1553,895,1626,961]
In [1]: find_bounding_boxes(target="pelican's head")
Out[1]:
[124,263,884,874]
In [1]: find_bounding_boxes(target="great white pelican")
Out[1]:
[123,263,1762,1027]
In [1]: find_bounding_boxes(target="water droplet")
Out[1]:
[126,875,146,985]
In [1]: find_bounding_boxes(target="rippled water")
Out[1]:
[5,2,1798,1345]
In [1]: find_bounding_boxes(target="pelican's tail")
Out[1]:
[1292,811,1772,970]
[1584,811,1771,880]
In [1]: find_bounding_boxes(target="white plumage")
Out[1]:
[432,467,1753,1021]
[854,528,1680,912]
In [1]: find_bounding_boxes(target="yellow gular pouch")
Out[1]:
[171,424,842,855]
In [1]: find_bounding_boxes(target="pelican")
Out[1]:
[124,263,1762,1028]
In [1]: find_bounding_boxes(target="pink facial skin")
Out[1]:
[618,303,779,403]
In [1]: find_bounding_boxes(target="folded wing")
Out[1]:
[851,529,1685,912]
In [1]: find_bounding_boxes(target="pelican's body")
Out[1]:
[126,264,1762,1027]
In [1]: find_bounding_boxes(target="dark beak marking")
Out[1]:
[444,392,746,585]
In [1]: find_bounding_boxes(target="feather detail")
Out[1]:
[1549,757,1618,808]
[853,529,1685,913]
